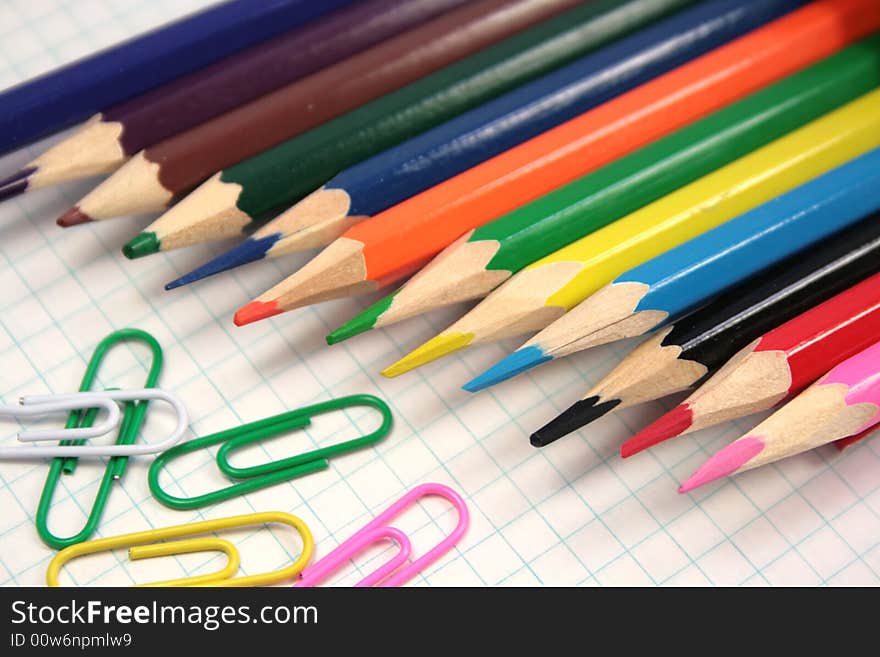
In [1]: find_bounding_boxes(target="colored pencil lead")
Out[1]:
[463,345,550,392]
[678,437,765,493]
[530,397,621,447]
[0,168,36,202]
[123,233,160,259]
[381,334,473,378]
[620,403,693,458]
[56,207,93,228]
[234,300,282,327]
[166,234,283,289]
[327,294,396,345]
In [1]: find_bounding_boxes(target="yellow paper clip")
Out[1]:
[46,511,313,587]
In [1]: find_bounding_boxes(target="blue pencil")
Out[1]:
[167,0,807,289]
[0,0,353,156]
[465,146,880,392]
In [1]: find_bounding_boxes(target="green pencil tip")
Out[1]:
[326,292,398,345]
[122,232,160,259]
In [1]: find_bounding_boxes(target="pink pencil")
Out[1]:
[679,339,880,493]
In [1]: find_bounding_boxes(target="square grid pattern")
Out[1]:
[1,0,879,587]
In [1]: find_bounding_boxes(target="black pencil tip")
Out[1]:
[530,396,621,447]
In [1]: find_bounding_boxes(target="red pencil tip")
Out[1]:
[621,403,694,458]
[234,299,281,326]
[57,206,93,227]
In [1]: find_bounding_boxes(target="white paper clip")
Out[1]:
[0,388,188,459]
[4,393,121,443]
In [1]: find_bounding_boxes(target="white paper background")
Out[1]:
[1,0,878,586]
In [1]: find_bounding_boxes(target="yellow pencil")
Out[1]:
[381,88,880,377]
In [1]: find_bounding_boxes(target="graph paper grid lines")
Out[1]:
[0,0,878,587]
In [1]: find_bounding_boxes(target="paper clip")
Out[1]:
[26,328,167,549]
[296,482,469,587]
[149,394,392,510]
[0,393,121,442]
[0,389,186,458]
[46,511,314,587]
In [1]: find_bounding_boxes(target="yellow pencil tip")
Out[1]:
[381,332,475,378]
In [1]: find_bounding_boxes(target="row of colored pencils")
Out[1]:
[4,0,880,492]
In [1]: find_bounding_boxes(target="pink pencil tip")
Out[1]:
[678,435,765,493]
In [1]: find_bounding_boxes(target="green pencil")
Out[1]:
[327,36,880,343]
[121,0,695,258]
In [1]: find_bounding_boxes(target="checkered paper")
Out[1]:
[1,0,879,587]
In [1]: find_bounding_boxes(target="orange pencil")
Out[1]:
[234,0,880,325]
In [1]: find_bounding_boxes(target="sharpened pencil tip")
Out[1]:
[122,232,160,259]
[327,292,397,345]
[381,332,474,378]
[168,234,283,289]
[678,435,765,493]
[0,167,35,203]
[530,396,622,447]
[57,206,94,228]
[464,346,552,392]
[234,299,281,326]
[621,403,694,458]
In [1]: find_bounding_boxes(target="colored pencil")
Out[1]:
[623,270,880,457]
[232,0,805,324]
[57,0,580,228]
[379,89,880,378]
[0,0,468,202]
[530,212,880,447]
[175,0,879,291]
[137,0,750,262]
[0,0,352,157]
[678,339,880,493]
[470,145,880,391]
[328,25,880,344]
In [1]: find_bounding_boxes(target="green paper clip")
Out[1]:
[148,394,393,510]
[36,328,163,549]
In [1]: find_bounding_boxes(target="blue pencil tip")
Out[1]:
[463,346,552,392]
[164,233,282,290]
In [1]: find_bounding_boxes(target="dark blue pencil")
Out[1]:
[0,0,354,156]
[168,0,807,289]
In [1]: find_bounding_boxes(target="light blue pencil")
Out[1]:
[464,146,880,392]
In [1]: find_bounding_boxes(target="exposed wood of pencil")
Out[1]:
[364,232,511,330]
[520,281,669,358]
[123,175,249,258]
[14,117,127,191]
[56,152,173,226]
[234,237,377,325]
[584,327,709,408]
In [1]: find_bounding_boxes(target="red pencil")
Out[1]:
[622,271,880,457]
[834,426,878,451]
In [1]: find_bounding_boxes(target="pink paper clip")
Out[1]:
[296,482,469,587]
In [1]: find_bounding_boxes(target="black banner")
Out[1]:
[0,586,855,651]
[1,587,592,650]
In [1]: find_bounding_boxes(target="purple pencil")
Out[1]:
[0,0,466,203]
